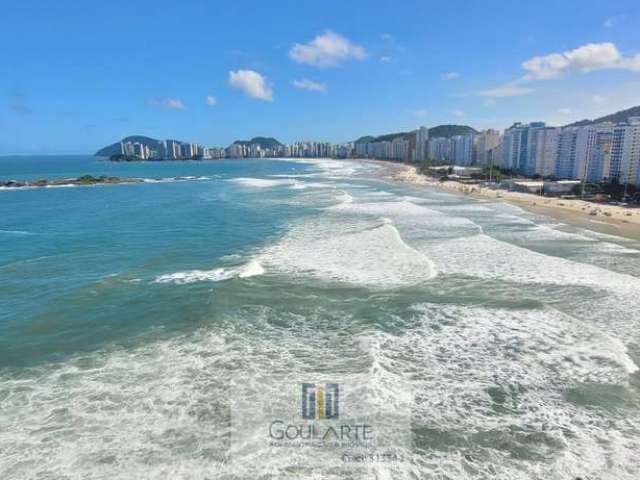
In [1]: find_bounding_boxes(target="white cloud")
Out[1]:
[148,97,185,110]
[477,84,535,97]
[291,79,327,93]
[407,108,428,119]
[442,72,460,80]
[228,70,273,101]
[205,95,217,106]
[558,107,572,115]
[289,31,366,68]
[592,95,606,104]
[379,56,393,63]
[483,98,497,107]
[451,109,465,118]
[521,42,640,80]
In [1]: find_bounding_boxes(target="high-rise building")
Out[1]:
[555,127,579,179]
[451,135,474,166]
[181,143,194,159]
[474,129,501,166]
[427,137,452,163]
[532,127,560,176]
[501,123,524,170]
[609,117,640,185]
[132,142,148,160]
[501,122,546,175]
[415,126,429,162]
[391,137,410,160]
[555,126,596,180]
[585,125,614,182]
[165,140,181,160]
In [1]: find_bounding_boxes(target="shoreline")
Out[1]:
[371,161,640,241]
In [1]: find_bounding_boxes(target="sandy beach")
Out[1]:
[379,162,640,240]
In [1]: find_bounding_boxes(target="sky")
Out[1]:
[1,0,640,154]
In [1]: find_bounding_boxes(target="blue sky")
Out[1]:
[1,0,640,154]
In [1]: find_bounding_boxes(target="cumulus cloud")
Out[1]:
[147,98,185,110]
[205,95,217,106]
[291,79,327,93]
[289,31,366,68]
[474,42,639,102]
[521,42,640,80]
[477,84,535,97]
[592,95,606,104]
[451,109,465,117]
[379,56,393,63]
[442,72,460,80]
[228,70,273,101]
[558,107,572,115]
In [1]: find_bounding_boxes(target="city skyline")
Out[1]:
[110,102,640,187]
[2,0,640,154]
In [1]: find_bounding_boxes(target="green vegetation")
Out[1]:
[76,175,111,184]
[232,137,282,149]
[565,104,640,127]
[427,124,478,138]
[96,136,160,157]
[355,131,413,143]
[355,125,478,145]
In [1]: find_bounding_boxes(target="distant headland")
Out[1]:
[94,125,478,162]
[96,136,285,161]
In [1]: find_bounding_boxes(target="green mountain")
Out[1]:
[428,124,478,138]
[95,135,161,157]
[354,135,375,144]
[565,105,640,127]
[354,125,478,144]
[356,131,414,143]
[231,137,282,149]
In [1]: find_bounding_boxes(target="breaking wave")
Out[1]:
[154,259,264,285]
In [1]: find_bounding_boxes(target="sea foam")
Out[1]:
[154,259,264,285]
[261,217,437,288]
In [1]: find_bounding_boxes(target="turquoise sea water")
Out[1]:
[1,156,640,479]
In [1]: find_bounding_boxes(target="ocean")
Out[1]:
[1,155,639,479]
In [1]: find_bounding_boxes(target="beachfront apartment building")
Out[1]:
[531,127,560,176]
[427,137,452,163]
[497,118,640,186]
[609,117,640,185]
[501,122,547,176]
[120,141,149,160]
[474,129,502,166]
[451,134,474,166]
[415,126,429,162]
[555,127,581,179]
[501,123,523,171]
[586,127,613,182]
[349,117,640,186]
[392,137,411,161]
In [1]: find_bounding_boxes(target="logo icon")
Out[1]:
[302,383,339,420]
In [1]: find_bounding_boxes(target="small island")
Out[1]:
[1,175,135,189]
[0,174,217,190]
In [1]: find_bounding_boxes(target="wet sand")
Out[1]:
[365,160,640,241]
